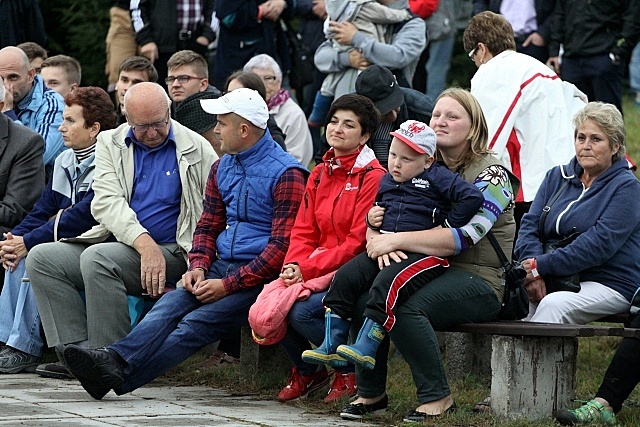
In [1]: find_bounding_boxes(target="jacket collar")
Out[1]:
[111,119,202,163]
[563,156,631,187]
[229,129,275,166]
[16,74,44,113]
[322,145,378,174]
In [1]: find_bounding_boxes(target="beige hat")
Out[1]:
[200,88,269,129]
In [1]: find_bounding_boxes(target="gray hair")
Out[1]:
[243,54,282,81]
[573,102,626,163]
[0,76,4,103]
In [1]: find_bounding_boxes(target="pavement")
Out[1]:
[0,373,374,426]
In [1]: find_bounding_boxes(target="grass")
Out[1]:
[157,95,640,426]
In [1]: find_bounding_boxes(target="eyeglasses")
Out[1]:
[129,112,170,133]
[164,75,204,85]
[468,45,478,62]
[261,75,277,83]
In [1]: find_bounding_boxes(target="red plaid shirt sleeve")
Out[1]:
[189,160,225,271]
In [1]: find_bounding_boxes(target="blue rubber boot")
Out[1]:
[307,92,333,127]
[301,308,349,368]
[336,318,385,370]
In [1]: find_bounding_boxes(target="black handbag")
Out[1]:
[279,19,315,92]
[539,180,581,293]
[488,231,529,320]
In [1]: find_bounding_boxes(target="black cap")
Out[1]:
[355,65,404,115]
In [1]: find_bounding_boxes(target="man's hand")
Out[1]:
[133,233,166,297]
[329,21,358,45]
[348,49,370,70]
[280,263,303,286]
[1,233,27,272]
[367,205,385,229]
[546,56,560,74]
[525,278,547,303]
[312,0,327,19]
[140,42,159,63]
[522,32,545,47]
[182,268,206,293]
[191,278,228,303]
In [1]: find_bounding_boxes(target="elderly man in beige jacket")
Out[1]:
[26,82,216,378]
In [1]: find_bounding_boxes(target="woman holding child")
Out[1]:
[333,88,518,421]
[248,94,386,402]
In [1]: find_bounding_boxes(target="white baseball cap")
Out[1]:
[200,88,269,129]
[390,120,436,156]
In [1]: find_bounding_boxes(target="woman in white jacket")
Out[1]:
[464,11,587,230]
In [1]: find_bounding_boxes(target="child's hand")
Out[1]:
[367,205,385,228]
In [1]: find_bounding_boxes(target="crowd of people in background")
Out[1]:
[2,0,640,425]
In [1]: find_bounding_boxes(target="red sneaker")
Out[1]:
[277,367,330,402]
[324,372,357,403]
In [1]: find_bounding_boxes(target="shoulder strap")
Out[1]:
[538,179,569,244]
[486,231,510,268]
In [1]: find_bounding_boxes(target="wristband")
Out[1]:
[530,258,541,280]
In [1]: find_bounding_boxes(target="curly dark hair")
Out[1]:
[64,87,117,131]
[326,94,380,137]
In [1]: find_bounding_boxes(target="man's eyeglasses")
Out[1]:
[468,45,478,62]
[164,75,204,85]
[130,112,170,133]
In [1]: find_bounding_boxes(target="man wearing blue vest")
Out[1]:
[59,88,307,400]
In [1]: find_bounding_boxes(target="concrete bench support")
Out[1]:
[240,326,291,377]
[444,332,491,380]
[490,335,577,420]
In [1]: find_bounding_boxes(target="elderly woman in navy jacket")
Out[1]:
[515,102,640,324]
[0,87,117,373]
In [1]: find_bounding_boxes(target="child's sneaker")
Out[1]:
[556,399,617,425]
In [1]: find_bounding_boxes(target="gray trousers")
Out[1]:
[26,241,187,348]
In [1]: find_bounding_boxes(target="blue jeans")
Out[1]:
[0,259,43,356]
[280,290,354,376]
[425,35,456,101]
[630,43,640,92]
[110,259,262,394]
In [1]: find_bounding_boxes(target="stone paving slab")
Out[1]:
[0,374,373,426]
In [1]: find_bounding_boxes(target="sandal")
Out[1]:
[473,396,491,413]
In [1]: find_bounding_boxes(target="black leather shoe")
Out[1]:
[403,401,457,422]
[340,394,388,420]
[63,345,125,400]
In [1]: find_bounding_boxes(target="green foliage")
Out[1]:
[39,0,111,88]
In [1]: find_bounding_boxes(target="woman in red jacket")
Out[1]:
[249,94,385,403]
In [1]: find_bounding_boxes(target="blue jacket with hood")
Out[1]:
[515,157,640,301]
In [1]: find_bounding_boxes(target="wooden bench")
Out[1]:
[444,318,637,420]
